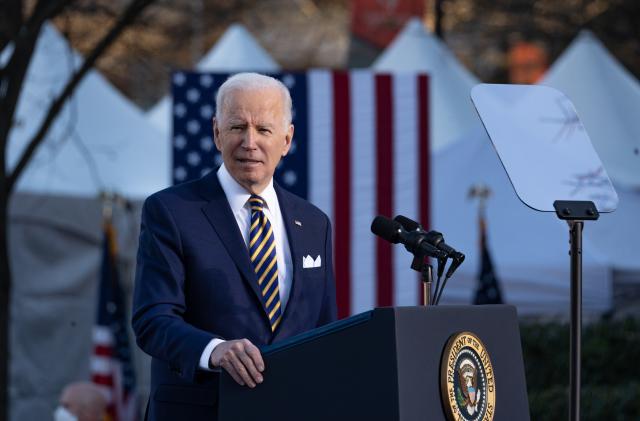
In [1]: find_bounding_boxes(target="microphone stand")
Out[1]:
[421,264,434,306]
[411,254,434,306]
[553,200,599,421]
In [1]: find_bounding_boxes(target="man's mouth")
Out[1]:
[237,158,262,165]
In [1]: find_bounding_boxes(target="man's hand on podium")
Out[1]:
[210,339,265,388]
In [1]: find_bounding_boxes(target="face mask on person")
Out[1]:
[53,406,78,421]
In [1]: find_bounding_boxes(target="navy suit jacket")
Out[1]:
[132,170,337,421]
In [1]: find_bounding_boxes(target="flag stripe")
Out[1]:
[92,374,115,387]
[393,74,419,305]
[333,71,352,318]
[308,70,334,218]
[93,344,114,357]
[419,74,430,230]
[91,356,113,375]
[350,71,376,314]
[418,74,430,303]
[375,74,394,307]
[93,325,114,345]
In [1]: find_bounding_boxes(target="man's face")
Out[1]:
[213,87,293,194]
[60,388,83,419]
[58,384,106,421]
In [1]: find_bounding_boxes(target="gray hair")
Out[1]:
[215,72,292,129]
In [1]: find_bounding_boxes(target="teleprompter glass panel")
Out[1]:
[471,84,618,212]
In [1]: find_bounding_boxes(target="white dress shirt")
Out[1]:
[199,164,293,370]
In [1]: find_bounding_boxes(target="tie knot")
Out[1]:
[249,195,265,212]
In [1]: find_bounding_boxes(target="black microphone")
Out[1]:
[445,251,465,279]
[393,215,448,279]
[371,216,447,261]
[434,251,466,304]
[393,215,457,258]
[394,215,466,303]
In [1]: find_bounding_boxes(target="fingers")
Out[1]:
[228,351,258,388]
[237,344,263,385]
[220,358,245,386]
[243,339,265,372]
[216,339,265,388]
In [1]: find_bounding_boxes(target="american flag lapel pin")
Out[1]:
[294,220,302,227]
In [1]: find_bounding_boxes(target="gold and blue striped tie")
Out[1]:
[248,195,282,332]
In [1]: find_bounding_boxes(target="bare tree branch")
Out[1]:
[6,0,157,194]
[0,0,24,51]
[0,0,72,156]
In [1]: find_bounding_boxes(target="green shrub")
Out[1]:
[520,318,640,419]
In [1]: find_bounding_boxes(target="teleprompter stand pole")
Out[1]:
[553,200,599,421]
[569,220,582,421]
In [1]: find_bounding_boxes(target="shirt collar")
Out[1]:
[217,164,277,212]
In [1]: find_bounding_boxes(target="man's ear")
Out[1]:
[282,124,294,157]
[213,117,222,151]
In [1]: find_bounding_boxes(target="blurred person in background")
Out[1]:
[54,381,107,421]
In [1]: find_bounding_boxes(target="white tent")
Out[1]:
[196,23,280,71]
[372,18,482,152]
[542,30,640,270]
[146,23,280,137]
[7,24,169,198]
[541,30,640,189]
[432,128,612,316]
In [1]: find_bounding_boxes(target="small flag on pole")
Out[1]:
[473,213,504,305]
[91,219,138,420]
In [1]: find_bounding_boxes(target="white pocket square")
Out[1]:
[303,255,322,268]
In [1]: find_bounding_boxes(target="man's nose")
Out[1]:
[241,127,258,149]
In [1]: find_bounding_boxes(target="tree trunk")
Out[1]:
[0,180,10,421]
[0,2,158,419]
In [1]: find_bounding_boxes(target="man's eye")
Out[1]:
[259,128,271,134]
[230,126,243,131]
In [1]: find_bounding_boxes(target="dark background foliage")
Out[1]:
[521,318,640,420]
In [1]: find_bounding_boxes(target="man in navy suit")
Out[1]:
[132,73,337,421]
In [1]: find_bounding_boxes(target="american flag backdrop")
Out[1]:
[91,222,138,420]
[172,70,430,318]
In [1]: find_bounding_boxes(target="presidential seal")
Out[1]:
[440,331,496,421]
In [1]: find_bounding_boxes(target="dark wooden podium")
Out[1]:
[218,305,529,420]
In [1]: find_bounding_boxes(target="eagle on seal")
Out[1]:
[458,358,481,415]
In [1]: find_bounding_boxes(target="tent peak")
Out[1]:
[577,29,597,40]
[403,17,429,35]
[197,22,280,72]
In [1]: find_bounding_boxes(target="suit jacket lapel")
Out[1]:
[197,172,269,316]
[275,184,304,333]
